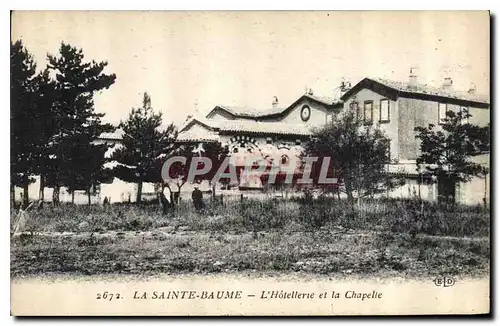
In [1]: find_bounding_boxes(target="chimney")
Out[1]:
[442,77,453,89]
[340,79,351,93]
[468,82,477,95]
[272,96,279,108]
[408,68,418,89]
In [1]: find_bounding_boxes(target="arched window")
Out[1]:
[281,154,289,165]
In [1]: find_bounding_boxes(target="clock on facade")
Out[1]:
[300,105,311,121]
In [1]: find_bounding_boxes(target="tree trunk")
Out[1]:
[344,172,354,204]
[10,183,15,209]
[136,181,143,203]
[22,173,29,209]
[52,186,60,206]
[39,174,45,201]
[71,191,75,205]
[484,174,488,209]
[356,163,361,211]
[87,188,91,206]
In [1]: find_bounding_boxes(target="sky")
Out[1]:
[11,11,490,127]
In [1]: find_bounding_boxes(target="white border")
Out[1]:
[2,1,498,324]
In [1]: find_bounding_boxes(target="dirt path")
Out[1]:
[11,227,490,243]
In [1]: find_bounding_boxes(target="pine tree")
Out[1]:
[112,92,178,203]
[10,40,38,208]
[66,135,114,205]
[31,68,57,203]
[47,42,116,204]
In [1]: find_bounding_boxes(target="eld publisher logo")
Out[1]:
[433,276,456,287]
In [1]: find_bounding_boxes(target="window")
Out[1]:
[460,107,469,124]
[326,113,334,124]
[379,99,390,122]
[364,101,373,124]
[352,102,362,122]
[300,105,311,121]
[438,103,449,124]
[281,155,289,165]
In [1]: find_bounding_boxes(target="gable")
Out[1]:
[342,77,490,109]
[177,119,220,142]
[205,107,236,120]
[341,78,399,102]
[184,121,214,134]
[276,96,334,125]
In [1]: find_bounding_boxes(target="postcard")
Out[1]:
[10,10,490,316]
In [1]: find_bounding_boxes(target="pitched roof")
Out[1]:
[303,93,338,106]
[217,120,311,136]
[207,93,342,120]
[99,129,124,140]
[214,105,287,118]
[341,77,490,108]
[176,124,220,143]
[180,117,312,137]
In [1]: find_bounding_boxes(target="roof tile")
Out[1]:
[372,77,489,104]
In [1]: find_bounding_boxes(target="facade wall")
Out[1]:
[342,88,400,161]
[13,177,158,205]
[387,178,436,202]
[469,106,490,127]
[341,86,490,206]
[398,97,489,161]
[398,97,430,161]
[276,97,331,127]
[459,154,490,206]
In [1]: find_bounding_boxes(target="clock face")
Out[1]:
[301,106,311,121]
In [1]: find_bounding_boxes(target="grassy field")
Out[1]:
[11,196,490,236]
[11,229,489,278]
[10,197,490,278]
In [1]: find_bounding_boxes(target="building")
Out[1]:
[339,73,490,205]
[176,73,490,205]
[14,74,490,205]
[176,90,344,190]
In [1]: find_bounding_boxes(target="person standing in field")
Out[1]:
[192,184,205,212]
